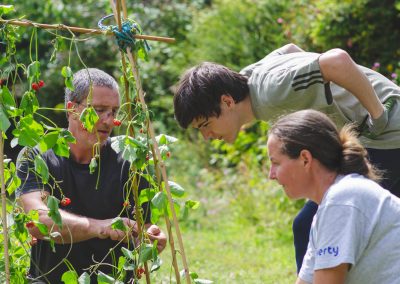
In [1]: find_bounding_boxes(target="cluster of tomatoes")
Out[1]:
[31,80,45,91]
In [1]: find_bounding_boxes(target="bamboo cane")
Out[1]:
[0,19,175,43]
[108,2,191,282]
[0,135,10,284]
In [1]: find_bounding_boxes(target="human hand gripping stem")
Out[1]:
[94,218,167,252]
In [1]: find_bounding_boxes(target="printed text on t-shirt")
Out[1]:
[317,246,339,257]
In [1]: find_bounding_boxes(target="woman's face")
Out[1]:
[267,134,310,200]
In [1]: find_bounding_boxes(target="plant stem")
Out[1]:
[0,133,11,284]
[126,41,191,284]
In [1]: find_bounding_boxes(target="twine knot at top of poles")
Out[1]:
[98,14,150,53]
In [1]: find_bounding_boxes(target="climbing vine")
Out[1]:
[0,3,208,284]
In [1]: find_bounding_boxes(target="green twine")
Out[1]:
[98,14,150,53]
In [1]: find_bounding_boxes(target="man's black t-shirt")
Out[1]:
[16,139,150,283]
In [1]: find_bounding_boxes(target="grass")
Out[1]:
[152,188,298,283]
[151,139,301,283]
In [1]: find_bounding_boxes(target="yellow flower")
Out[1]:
[387,64,393,72]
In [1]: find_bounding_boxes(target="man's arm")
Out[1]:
[319,48,385,120]
[19,191,135,244]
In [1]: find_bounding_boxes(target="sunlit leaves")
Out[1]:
[168,181,186,198]
[0,4,14,15]
[61,271,78,284]
[34,155,49,184]
[111,217,127,232]
[0,86,18,117]
[89,157,97,174]
[80,106,98,133]
[53,129,75,157]
[3,159,21,195]
[97,272,123,284]
[38,131,59,153]
[0,104,11,132]
[61,66,75,91]
[27,61,41,85]
[77,272,91,284]
[47,195,62,229]
[156,134,178,145]
[20,91,39,115]
[12,115,44,147]
[111,135,148,168]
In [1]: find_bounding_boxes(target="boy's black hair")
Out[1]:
[173,62,249,129]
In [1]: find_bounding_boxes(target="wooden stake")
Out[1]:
[0,135,10,284]
[0,19,175,43]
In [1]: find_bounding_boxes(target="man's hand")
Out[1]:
[366,105,389,137]
[146,224,167,253]
[97,218,137,242]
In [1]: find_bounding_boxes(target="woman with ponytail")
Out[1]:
[267,109,400,284]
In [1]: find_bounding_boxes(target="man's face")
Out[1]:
[69,86,120,148]
[191,95,241,143]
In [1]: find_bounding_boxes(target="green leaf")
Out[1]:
[97,272,122,284]
[61,66,73,78]
[121,247,136,261]
[61,270,78,284]
[20,91,39,115]
[185,200,200,210]
[35,222,49,236]
[78,272,91,284]
[53,129,75,158]
[61,66,75,89]
[13,212,29,242]
[80,106,98,133]
[138,188,156,205]
[138,243,154,264]
[111,135,149,164]
[47,195,62,229]
[166,199,181,219]
[150,206,162,224]
[111,217,127,232]
[12,115,44,147]
[4,161,21,195]
[0,5,15,15]
[150,256,162,272]
[34,155,49,184]
[168,181,186,198]
[156,134,178,145]
[0,105,11,132]
[38,131,59,153]
[65,77,75,91]
[151,192,167,210]
[27,61,41,82]
[0,86,18,117]
[89,157,97,174]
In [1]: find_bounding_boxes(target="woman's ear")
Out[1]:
[299,149,313,168]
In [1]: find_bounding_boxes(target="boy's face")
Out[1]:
[191,95,242,143]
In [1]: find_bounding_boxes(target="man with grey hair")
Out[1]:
[16,68,166,283]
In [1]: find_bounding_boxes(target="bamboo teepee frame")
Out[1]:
[0,1,191,283]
